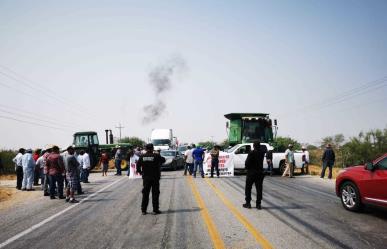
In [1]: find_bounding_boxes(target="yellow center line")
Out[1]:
[187,176,225,249]
[205,178,274,249]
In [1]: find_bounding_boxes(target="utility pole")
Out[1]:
[116,123,124,142]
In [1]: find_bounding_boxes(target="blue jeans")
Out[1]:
[81,168,89,182]
[193,160,204,177]
[48,174,64,197]
[321,161,333,179]
[115,160,122,175]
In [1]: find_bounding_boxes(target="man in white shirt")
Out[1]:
[282,144,295,178]
[21,149,36,191]
[12,148,25,190]
[301,146,310,174]
[183,146,194,176]
[80,150,91,183]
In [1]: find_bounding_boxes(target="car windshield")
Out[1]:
[161,151,176,157]
[178,146,187,152]
[152,139,170,146]
[226,144,240,153]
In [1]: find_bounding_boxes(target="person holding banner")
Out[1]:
[192,145,205,178]
[210,145,220,178]
[243,141,267,210]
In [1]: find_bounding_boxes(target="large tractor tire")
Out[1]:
[121,160,128,171]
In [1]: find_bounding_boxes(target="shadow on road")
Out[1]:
[164,207,201,214]
[81,198,117,203]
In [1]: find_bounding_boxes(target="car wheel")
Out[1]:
[340,181,363,212]
[172,161,177,171]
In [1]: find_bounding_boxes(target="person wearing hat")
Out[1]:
[321,144,335,179]
[282,144,295,178]
[136,143,165,215]
[12,148,25,190]
[46,146,65,199]
[21,149,36,191]
[41,145,54,196]
[301,146,309,174]
[114,146,123,175]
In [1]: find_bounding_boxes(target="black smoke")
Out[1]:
[142,56,186,124]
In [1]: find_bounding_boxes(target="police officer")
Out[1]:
[137,143,165,215]
[243,141,267,210]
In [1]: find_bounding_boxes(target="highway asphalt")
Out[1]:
[0,170,386,249]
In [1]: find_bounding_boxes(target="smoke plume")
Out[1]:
[142,56,186,124]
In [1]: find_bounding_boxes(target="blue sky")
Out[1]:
[0,0,386,149]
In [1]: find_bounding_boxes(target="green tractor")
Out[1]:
[224,113,277,146]
[72,131,132,170]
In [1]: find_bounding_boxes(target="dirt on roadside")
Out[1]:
[0,174,41,211]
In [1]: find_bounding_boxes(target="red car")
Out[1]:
[336,153,387,211]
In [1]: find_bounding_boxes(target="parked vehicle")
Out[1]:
[224,143,304,174]
[150,129,176,151]
[72,131,132,170]
[336,153,387,211]
[160,150,184,170]
[177,145,189,155]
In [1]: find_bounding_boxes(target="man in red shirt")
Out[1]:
[99,150,109,176]
[46,146,65,199]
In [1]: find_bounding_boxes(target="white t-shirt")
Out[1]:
[285,149,294,163]
[82,153,91,169]
[184,149,194,164]
[302,150,310,162]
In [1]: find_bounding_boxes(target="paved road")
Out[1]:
[0,171,386,249]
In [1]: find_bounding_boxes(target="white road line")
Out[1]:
[0,177,126,249]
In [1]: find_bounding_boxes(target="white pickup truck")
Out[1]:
[225,143,304,174]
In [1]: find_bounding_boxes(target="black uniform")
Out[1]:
[137,152,165,213]
[244,144,267,207]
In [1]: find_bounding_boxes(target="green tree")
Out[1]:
[197,141,214,150]
[273,136,301,152]
[119,137,146,147]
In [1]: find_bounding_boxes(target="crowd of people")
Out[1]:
[12,145,91,203]
[10,141,335,214]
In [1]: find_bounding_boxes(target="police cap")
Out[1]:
[145,143,154,151]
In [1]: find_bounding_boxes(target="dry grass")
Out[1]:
[0,188,13,202]
[0,174,17,180]
[306,164,342,179]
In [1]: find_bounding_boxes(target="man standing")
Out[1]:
[114,146,122,175]
[301,146,309,174]
[12,148,25,190]
[33,149,41,186]
[21,149,36,191]
[136,144,165,215]
[63,146,80,203]
[81,150,91,183]
[210,145,220,178]
[321,144,335,179]
[46,146,65,199]
[243,141,267,210]
[183,146,193,176]
[282,144,295,178]
[99,150,109,176]
[192,145,205,178]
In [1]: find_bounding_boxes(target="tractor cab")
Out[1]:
[73,131,100,168]
[225,113,275,146]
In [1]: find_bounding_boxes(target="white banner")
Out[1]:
[128,162,142,179]
[203,152,234,177]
